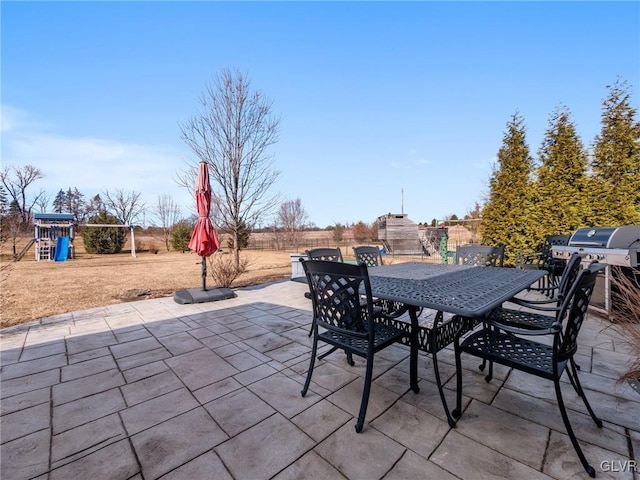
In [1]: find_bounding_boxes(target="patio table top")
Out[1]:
[369,263,546,317]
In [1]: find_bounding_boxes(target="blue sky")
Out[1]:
[2,1,639,229]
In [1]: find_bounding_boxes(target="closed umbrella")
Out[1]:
[188,161,220,290]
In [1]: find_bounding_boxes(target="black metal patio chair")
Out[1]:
[478,253,584,377]
[353,245,383,267]
[456,244,505,267]
[304,247,345,335]
[493,252,583,329]
[452,263,604,477]
[306,247,344,263]
[300,259,414,432]
[517,234,571,296]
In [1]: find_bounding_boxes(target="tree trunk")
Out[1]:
[233,231,240,269]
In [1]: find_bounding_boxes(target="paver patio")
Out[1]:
[1,279,638,479]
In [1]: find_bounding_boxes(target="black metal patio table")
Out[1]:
[367,262,546,427]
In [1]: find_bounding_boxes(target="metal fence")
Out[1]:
[244,218,483,264]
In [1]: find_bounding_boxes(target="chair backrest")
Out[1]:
[353,246,382,267]
[456,244,504,267]
[306,247,344,263]
[539,234,572,262]
[301,259,373,338]
[555,252,583,301]
[555,262,601,361]
[546,234,571,247]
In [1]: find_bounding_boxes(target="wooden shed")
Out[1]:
[376,213,423,254]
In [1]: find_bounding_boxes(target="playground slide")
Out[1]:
[54,236,70,262]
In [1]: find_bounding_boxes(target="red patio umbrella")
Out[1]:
[188,161,220,290]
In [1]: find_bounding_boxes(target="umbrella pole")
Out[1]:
[202,257,207,291]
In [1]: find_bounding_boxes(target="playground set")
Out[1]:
[13,214,138,262]
[32,213,76,261]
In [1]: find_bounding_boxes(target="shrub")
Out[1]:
[148,241,159,254]
[82,211,126,254]
[135,239,146,252]
[171,220,192,252]
[208,253,249,288]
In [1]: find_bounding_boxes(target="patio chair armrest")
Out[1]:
[507,297,561,312]
[485,318,559,336]
[522,283,559,294]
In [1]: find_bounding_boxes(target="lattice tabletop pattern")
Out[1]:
[369,265,545,318]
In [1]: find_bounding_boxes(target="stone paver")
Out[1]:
[1,279,638,480]
[131,407,227,479]
[215,413,314,479]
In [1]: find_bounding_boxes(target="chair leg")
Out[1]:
[477,322,490,374]
[553,377,597,477]
[355,353,375,433]
[301,334,318,397]
[432,348,456,427]
[568,359,603,428]
[452,340,463,420]
[484,360,494,383]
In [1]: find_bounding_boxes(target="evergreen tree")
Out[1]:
[530,106,589,239]
[52,190,66,214]
[170,220,193,252]
[82,210,126,254]
[480,113,535,265]
[0,185,7,216]
[226,221,250,250]
[69,188,86,222]
[589,78,640,226]
[0,185,7,243]
[66,188,74,213]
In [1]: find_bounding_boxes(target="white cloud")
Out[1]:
[390,162,399,168]
[2,106,195,216]
[1,105,36,133]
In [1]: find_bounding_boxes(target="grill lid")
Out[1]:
[568,226,640,249]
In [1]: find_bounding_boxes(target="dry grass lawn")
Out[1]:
[1,229,443,329]
[1,238,295,329]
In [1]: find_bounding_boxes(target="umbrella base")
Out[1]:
[173,287,235,305]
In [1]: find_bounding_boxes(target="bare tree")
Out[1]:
[180,69,281,268]
[1,164,45,225]
[34,190,50,213]
[333,223,345,244]
[277,198,308,251]
[154,194,182,251]
[103,189,145,225]
[270,224,283,251]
